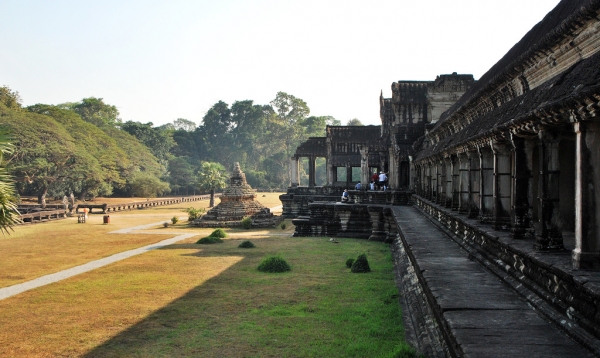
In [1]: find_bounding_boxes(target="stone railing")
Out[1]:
[79,194,221,214]
[18,209,68,224]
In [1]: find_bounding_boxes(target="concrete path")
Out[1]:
[393,206,593,358]
[0,221,196,301]
[0,203,286,302]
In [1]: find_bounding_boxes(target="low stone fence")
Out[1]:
[18,209,68,224]
[79,194,221,214]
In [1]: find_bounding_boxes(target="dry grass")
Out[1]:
[1,193,284,287]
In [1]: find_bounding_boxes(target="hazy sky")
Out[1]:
[2,0,561,126]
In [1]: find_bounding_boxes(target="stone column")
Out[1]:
[346,164,353,188]
[535,129,565,251]
[360,146,369,188]
[478,145,494,222]
[436,160,444,204]
[458,152,470,214]
[510,136,535,239]
[290,157,299,187]
[308,156,316,187]
[439,159,447,205]
[573,121,600,269]
[492,142,512,230]
[431,161,438,202]
[468,150,480,218]
[444,156,453,208]
[451,155,460,210]
[389,147,398,189]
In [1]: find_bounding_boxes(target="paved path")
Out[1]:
[0,221,196,301]
[393,206,593,358]
[0,204,286,302]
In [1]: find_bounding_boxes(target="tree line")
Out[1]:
[0,86,362,207]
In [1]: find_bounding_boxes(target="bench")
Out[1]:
[76,204,108,214]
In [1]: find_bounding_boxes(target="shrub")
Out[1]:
[384,345,423,358]
[196,236,224,244]
[210,228,227,238]
[346,258,355,268]
[351,254,371,273]
[280,222,287,230]
[257,255,291,273]
[171,216,179,225]
[238,240,256,248]
[241,216,252,229]
[163,222,169,228]
[183,207,204,221]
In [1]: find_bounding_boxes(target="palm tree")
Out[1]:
[196,162,228,207]
[0,129,21,233]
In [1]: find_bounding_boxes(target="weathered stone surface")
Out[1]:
[193,163,282,228]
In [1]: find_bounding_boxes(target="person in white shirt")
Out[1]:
[378,172,388,191]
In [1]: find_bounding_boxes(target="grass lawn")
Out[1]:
[0,192,415,357]
[0,237,413,357]
[0,193,283,287]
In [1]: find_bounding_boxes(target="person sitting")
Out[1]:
[341,189,349,203]
[355,182,362,190]
[369,181,375,191]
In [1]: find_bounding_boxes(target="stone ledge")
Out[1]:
[413,195,600,355]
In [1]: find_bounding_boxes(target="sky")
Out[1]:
[2,0,562,127]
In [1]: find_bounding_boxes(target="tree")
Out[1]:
[0,86,22,110]
[198,101,233,164]
[121,121,175,163]
[0,127,21,233]
[196,162,228,207]
[168,156,196,195]
[127,171,170,197]
[347,118,363,126]
[64,97,122,128]
[27,104,128,200]
[173,118,196,132]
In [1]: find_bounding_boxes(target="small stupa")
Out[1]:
[193,162,283,228]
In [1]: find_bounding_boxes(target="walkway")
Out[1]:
[393,206,593,358]
[0,204,286,302]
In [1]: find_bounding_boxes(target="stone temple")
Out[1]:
[193,162,282,228]
[282,0,600,356]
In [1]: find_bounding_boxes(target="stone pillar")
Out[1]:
[492,142,512,230]
[451,155,460,210]
[360,146,369,188]
[308,156,316,187]
[346,164,353,188]
[431,161,438,202]
[510,136,535,239]
[458,152,470,214]
[290,157,299,187]
[535,130,565,251]
[468,150,480,218]
[439,159,447,205]
[389,147,398,189]
[444,156,453,208]
[573,121,600,269]
[436,160,444,204]
[479,145,494,222]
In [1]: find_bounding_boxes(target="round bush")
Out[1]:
[210,228,227,238]
[238,240,256,248]
[280,222,287,230]
[346,258,355,268]
[351,254,371,273]
[196,236,224,244]
[241,216,252,230]
[257,255,291,273]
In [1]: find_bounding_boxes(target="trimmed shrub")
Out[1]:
[280,222,287,230]
[183,207,204,221]
[238,240,256,248]
[196,236,224,244]
[241,216,252,229]
[351,254,371,273]
[346,258,355,268]
[171,216,179,225]
[210,228,227,238]
[163,222,169,228]
[258,255,291,273]
[384,345,423,358]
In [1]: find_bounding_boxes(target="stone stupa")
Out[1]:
[193,162,283,228]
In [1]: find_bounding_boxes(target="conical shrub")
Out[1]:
[351,254,371,273]
[238,240,256,248]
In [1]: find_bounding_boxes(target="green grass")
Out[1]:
[84,237,411,357]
